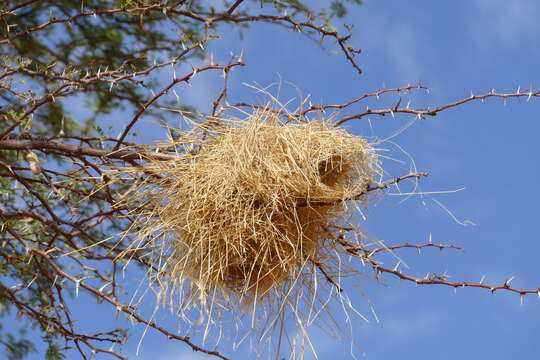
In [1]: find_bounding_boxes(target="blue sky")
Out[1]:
[9,1,540,359]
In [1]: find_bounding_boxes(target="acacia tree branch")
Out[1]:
[30,247,230,360]
[347,242,464,254]
[296,172,429,207]
[298,85,427,116]
[113,61,244,150]
[359,172,429,198]
[0,138,178,161]
[226,0,246,15]
[333,236,540,300]
[372,262,540,299]
[2,226,127,359]
[335,89,540,125]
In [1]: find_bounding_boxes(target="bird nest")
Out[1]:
[117,109,379,355]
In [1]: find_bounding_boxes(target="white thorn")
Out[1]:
[99,282,109,293]
[504,276,515,287]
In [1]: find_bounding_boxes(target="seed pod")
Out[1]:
[26,151,42,175]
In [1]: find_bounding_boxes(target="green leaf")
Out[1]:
[0,332,37,360]
[45,343,65,360]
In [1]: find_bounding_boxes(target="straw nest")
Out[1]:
[119,109,378,349]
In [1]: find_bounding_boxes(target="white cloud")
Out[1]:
[353,8,431,84]
[382,311,440,338]
[154,347,212,360]
[467,0,540,49]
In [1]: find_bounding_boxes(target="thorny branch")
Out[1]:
[113,61,244,150]
[372,262,540,299]
[334,236,540,301]
[32,247,230,360]
[335,89,540,126]
[1,1,540,359]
